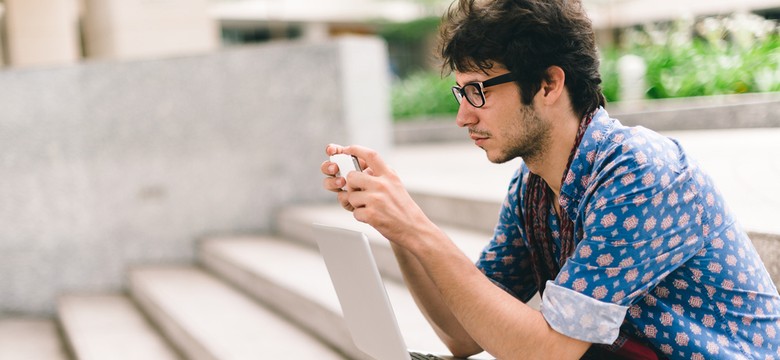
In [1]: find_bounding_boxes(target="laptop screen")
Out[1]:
[313,223,412,360]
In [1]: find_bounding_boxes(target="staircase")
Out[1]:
[4,130,779,360]
[0,165,513,360]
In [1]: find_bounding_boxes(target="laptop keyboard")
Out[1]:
[410,351,446,360]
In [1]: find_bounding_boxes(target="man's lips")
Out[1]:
[469,130,490,142]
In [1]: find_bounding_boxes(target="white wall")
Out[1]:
[0,3,5,68]
[3,0,81,67]
[83,0,219,61]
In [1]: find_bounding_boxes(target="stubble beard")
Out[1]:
[489,104,551,164]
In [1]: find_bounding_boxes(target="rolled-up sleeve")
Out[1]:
[541,281,628,343]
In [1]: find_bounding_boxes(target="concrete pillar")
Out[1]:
[0,3,5,67]
[3,0,81,67]
[618,54,647,101]
[338,36,393,154]
[302,22,330,42]
[82,0,219,61]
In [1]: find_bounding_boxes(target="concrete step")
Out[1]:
[128,266,344,360]
[390,142,521,233]
[275,204,490,283]
[57,294,180,360]
[199,235,455,359]
[0,318,69,360]
[408,191,502,234]
[277,204,541,310]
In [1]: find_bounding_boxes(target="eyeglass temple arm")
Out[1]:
[481,72,514,87]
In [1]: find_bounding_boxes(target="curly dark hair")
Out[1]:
[439,0,606,118]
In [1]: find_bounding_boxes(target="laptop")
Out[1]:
[313,223,449,360]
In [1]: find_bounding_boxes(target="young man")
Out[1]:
[321,0,780,358]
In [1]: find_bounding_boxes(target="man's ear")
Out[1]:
[540,66,566,104]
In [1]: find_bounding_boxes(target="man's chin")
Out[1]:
[484,149,513,164]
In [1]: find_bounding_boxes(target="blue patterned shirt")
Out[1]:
[476,108,780,359]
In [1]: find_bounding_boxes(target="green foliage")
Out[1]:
[601,13,780,101]
[377,16,442,78]
[378,17,442,43]
[391,71,459,120]
[391,13,780,120]
[631,35,780,99]
[599,48,621,102]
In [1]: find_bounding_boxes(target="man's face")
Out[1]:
[454,66,551,164]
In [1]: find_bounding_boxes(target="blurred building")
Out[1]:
[2,0,80,68]
[586,0,780,29]
[211,0,428,44]
[211,0,780,44]
[0,0,218,68]
[0,0,779,69]
[586,0,780,45]
[0,2,5,66]
[82,0,218,61]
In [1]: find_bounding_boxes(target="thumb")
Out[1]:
[343,145,390,176]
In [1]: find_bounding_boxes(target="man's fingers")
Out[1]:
[321,160,338,177]
[345,171,372,193]
[323,143,386,215]
[344,145,390,176]
[336,192,354,212]
[325,143,345,156]
[322,175,346,192]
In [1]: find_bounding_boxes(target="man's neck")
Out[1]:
[525,110,581,198]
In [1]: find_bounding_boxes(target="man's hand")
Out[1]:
[321,144,364,212]
[320,144,433,250]
[320,144,591,359]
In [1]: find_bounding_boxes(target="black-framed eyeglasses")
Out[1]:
[451,72,514,108]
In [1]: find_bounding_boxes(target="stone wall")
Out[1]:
[394,92,780,144]
[0,36,391,315]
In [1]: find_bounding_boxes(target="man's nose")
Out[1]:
[455,100,477,128]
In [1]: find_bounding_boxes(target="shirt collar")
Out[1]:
[559,107,614,220]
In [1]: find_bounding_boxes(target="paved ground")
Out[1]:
[391,127,780,235]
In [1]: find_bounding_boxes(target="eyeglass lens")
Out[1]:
[451,73,513,108]
[452,84,485,107]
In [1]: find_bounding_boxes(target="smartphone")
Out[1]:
[330,154,362,190]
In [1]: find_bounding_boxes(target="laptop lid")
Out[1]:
[313,223,412,360]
